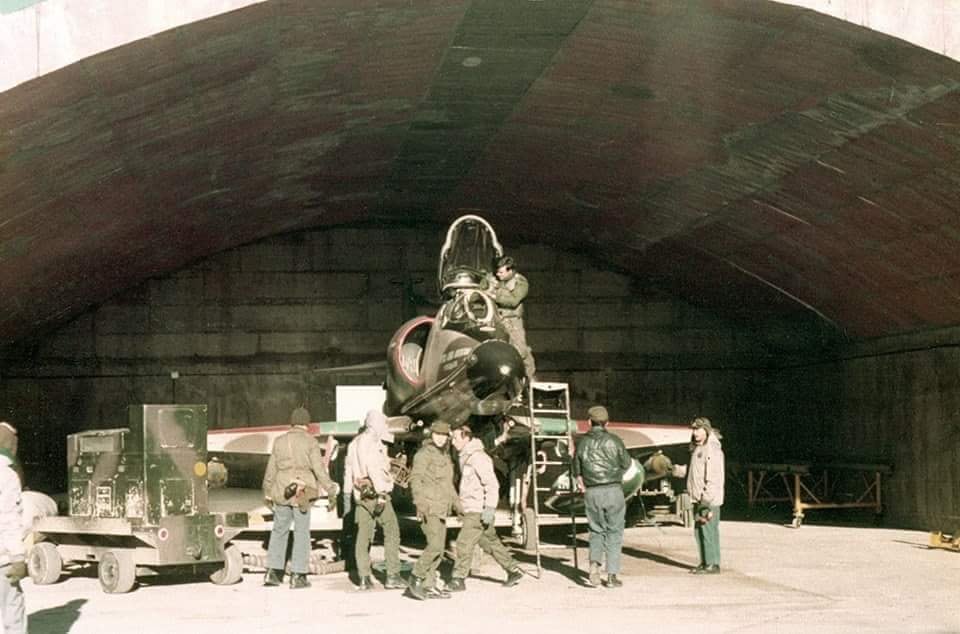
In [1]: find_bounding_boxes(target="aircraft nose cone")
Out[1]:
[466,340,525,407]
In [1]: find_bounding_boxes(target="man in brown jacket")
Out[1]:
[262,407,339,589]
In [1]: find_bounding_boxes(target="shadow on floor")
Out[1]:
[29,598,86,634]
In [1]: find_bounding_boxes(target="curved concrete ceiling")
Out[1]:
[1,0,959,345]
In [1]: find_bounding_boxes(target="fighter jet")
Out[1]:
[206,214,693,536]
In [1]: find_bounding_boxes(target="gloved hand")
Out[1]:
[481,508,496,527]
[6,561,26,583]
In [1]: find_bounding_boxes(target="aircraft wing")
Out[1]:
[598,421,692,452]
[207,416,414,456]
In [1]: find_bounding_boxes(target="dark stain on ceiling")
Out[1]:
[1,0,959,345]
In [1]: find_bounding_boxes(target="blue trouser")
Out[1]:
[694,503,721,567]
[584,484,626,574]
[267,504,311,574]
[0,564,25,634]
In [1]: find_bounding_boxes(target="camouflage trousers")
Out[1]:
[411,514,447,588]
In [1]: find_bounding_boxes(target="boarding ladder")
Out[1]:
[525,381,576,578]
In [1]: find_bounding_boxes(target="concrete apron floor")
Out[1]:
[25,521,960,634]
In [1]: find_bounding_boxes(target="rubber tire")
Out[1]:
[98,550,136,594]
[210,544,243,585]
[28,542,62,585]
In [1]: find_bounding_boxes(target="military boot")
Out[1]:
[588,562,601,587]
[357,576,374,591]
[263,569,283,587]
[405,575,428,601]
[384,574,406,590]
[289,573,311,589]
[503,568,523,587]
[424,586,451,599]
[447,577,466,592]
[604,574,623,588]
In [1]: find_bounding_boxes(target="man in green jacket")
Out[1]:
[448,425,522,591]
[406,421,459,600]
[262,407,339,589]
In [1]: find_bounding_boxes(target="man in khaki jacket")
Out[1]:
[344,410,404,591]
[262,407,339,589]
[448,425,522,592]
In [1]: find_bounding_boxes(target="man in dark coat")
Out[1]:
[572,405,631,588]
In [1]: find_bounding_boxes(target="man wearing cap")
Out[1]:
[344,410,404,591]
[406,421,459,600]
[673,417,725,574]
[447,425,522,592]
[572,405,632,588]
[0,422,26,633]
[486,255,536,379]
[262,406,340,589]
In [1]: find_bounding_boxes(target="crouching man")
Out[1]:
[448,425,522,591]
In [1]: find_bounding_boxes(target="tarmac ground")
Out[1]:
[23,517,960,634]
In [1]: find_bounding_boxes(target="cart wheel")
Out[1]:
[98,550,136,594]
[210,544,243,585]
[521,508,538,551]
[28,542,62,585]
